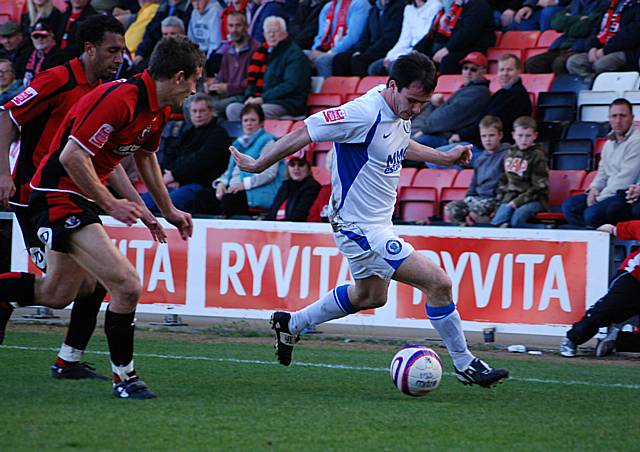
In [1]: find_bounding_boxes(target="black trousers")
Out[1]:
[524,50,572,74]
[567,271,640,345]
[193,188,249,217]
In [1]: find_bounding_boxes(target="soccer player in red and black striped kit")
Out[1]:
[0,15,167,381]
[9,36,201,399]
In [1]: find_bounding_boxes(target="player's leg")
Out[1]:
[393,251,509,387]
[561,271,639,357]
[66,224,154,399]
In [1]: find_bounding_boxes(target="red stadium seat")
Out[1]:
[521,73,554,96]
[434,75,464,93]
[440,187,468,216]
[264,119,293,138]
[311,166,331,186]
[398,167,417,189]
[398,187,437,223]
[319,76,360,95]
[495,30,503,46]
[534,170,586,222]
[306,93,342,114]
[452,169,473,187]
[523,48,548,67]
[356,76,387,93]
[536,30,562,47]
[312,141,332,167]
[498,31,541,49]
[413,168,457,195]
[345,93,360,102]
[486,48,523,74]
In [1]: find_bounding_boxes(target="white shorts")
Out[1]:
[333,224,414,280]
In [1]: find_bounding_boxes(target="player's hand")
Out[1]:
[230,145,262,173]
[164,207,193,240]
[587,47,599,63]
[140,208,167,243]
[501,9,516,27]
[597,224,615,235]
[515,6,532,22]
[215,183,227,200]
[432,47,449,63]
[228,183,244,194]
[0,173,16,208]
[448,133,461,144]
[447,144,472,166]
[106,198,143,226]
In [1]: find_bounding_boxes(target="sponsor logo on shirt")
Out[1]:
[323,109,345,123]
[384,146,407,174]
[112,144,141,156]
[89,123,114,149]
[10,86,38,106]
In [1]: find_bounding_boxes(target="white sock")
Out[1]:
[289,285,357,335]
[58,343,83,362]
[112,360,135,382]
[427,303,475,370]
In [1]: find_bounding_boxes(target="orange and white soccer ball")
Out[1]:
[390,345,443,396]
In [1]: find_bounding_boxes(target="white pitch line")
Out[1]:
[3,345,640,391]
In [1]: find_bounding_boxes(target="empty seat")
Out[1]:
[536,91,576,122]
[319,76,360,95]
[440,186,468,217]
[551,74,591,95]
[452,169,473,187]
[569,170,598,196]
[537,121,566,152]
[398,167,417,189]
[498,31,541,49]
[398,187,437,223]
[551,139,593,170]
[564,121,603,141]
[311,166,331,186]
[356,76,387,93]
[306,93,342,114]
[521,73,555,100]
[311,141,332,167]
[413,168,458,199]
[434,74,464,93]
[534,169,585,221]
[578,90,618,122]
[536,29,562,47]
[592,72,639,94]
[624,90,640,117]
[264,119,293,138]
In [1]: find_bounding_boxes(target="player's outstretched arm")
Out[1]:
[0,110,18,208]
[134,150,192,240]
[406,139,472,167]
[60,140,143,225]
[107,164,167,243]
[231,126,312,173]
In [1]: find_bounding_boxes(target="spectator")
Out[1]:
[247,0,290,43]
[0,60,24,105]
[205,12,261,117]
[566,0,640,81]
[160,15,186,38]
[124,0,162,57]
[0,22,33,80]
[308,0,370,77]
[368,0,443,76]
[562,99,640,227]
[507,0,566,31]
[143,93,231,214]
[54,0,98,58]
[560,220,640,357]
[525,0,609,74]
[226,16,311,120]
[444,115,508,226]
[289,0,330,50]
[414,0,495,74]
[21,0,64,33]
[112,0,143,27]
[22,21,65,87]
[188,0,223,59]
[207,104,284,216]
[132,0,192,70]
[412,51,491,148]
[491,116,548,227]
[331,0,405,77]
[266,157,321,221]
[453,53,531,146]
[221,0,248,40]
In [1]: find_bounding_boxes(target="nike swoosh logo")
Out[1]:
[383,132,392,139]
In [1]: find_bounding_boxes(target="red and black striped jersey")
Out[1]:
[31,70,169,200]
[1,58,96,205]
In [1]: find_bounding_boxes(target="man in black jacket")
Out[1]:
[331,0,405,76]
[143,93,231,214]
[54,0,98,59]
[0,22,33,80]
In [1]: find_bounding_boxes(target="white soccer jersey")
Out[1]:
[305,86,411,226]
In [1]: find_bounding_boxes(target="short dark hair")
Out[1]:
[479,115,503,132]
[388,51,436,93]
[610,98,633,113]
[513,115,537,131]
[240,103,265,122]
[228,11,247,24]
[148,36,204,81]
[76,14,125,49]
[498,53,522,70]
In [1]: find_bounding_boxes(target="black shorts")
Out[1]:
[29,190,102,253]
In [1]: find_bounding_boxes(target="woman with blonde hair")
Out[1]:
[21,0,63,33]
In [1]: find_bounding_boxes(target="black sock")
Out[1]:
[64,285,107,352]
[104,306,136,367]
[0,272,35,306]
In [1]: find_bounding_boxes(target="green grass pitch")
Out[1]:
[1,329,639,451]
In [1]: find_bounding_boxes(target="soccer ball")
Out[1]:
[390,345,443,397]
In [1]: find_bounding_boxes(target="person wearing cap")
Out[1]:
[412,51,491,149]
[0,21,33,80]
[0,59,24,105]
[22,21,65,86]
[266,157,321,221]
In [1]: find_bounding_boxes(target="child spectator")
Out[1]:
[444,115,508,226]
[266,157,322,221]
[491,116,548,227]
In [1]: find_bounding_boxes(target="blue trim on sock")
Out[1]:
[426,303,455,320]
[334,284,357,314]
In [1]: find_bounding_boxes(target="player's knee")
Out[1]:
[430,271,452,302]
[118,275,142,306]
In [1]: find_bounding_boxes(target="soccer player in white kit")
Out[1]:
[230,52,509,387]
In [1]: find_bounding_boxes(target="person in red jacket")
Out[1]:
[560,220,640,357]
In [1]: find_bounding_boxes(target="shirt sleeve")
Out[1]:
[1,68,66,127]
[304,98,377,144]
[68,83,132,156]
